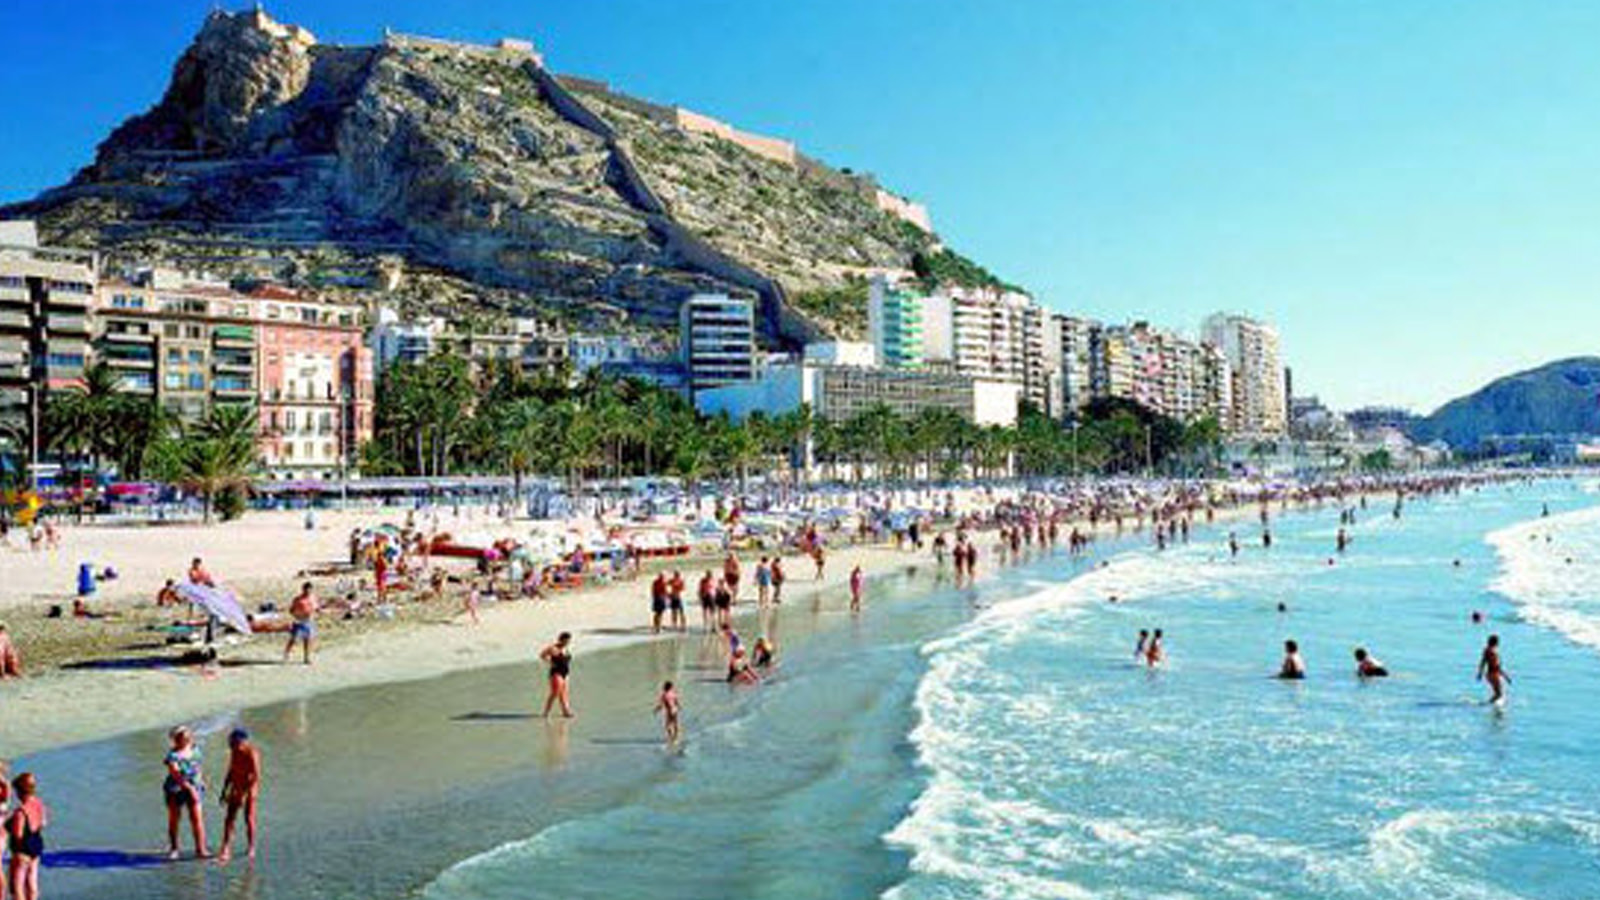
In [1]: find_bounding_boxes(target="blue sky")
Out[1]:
[3,0,1598,411]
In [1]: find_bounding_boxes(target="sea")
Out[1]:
[18,478,1600,899]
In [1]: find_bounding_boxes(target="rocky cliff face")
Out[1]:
[3,9,953,341]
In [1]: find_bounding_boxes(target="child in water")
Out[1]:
[655,681,681,744]
[217,729,262,862]
[1353,647,1389,678]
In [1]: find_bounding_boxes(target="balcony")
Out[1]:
[48,313,89,334]
[213,325,256,347]
[104,354,156,370]
[101,329,155,344]
[0,310,30,330]
[45,288,92,308]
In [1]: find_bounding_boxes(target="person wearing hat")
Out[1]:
[163,726,209,859]
[217,728,262,862]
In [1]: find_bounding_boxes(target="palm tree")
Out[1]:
[180,403,259,523]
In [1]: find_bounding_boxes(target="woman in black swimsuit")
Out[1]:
[7,771,46,900]
[539,632,575,718]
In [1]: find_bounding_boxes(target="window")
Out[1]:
[324,442,335,459]
[163,324,179,338]
[269,411,279,430]
[283,442,293,460]
[164,373,182,389]
[187,373,204,390]
[185,326,201,339]
[285,412,296,431]
[166,349,182,363]
[188,350,203,364]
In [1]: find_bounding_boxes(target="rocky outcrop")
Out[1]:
[2,8,958,343]
[1411,357,1600,448]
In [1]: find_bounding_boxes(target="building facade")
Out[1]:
[0,226,96,468]
[1202,313,1287,437]
[680,294,755,392]
[694,359,1019,429]
[867,277,926,370]
[95,273,372,479]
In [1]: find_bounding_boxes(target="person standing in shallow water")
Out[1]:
[540,632,575,718]
[1277,640,1306,680]
[849,565,864,613]
[163,726,208,859]
[1477,634,1510,704]
[6,772,46,900]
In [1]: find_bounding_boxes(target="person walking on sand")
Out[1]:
[463,579,484,626]
[217,729,261,863]
[283,582,319,665]
[6,773,45,900]
[668,571,687,632]
[655,681,681,745]
[849,564,865,613]
[650,573,668,634]
[540,633,575,718]
[812,543,827,581]
[770,558,786,605]
[755,557,772,607]
[163,726,209,859]
[1477,634,1511,704]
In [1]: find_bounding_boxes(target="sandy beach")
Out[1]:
[0,506,926,756]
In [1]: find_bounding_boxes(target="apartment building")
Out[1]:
[867,276,926,369]
[370,307,570,376]
[95,273,372,479]
[1053,315,1098,418]
[253,286,373,480]
[679,293,756,393]
[1201,313,1287,437]
[0,222,95,468]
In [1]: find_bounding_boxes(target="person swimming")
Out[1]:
[1134,629,1149,660]
[1277,640,1306,680]
[1353,647,1389,678]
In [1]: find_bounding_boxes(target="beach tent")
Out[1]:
[175,582,252,636]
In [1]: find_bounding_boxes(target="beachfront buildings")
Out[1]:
[1202,313,1288,437]
[0,222,96,469]
[1053,315,1097,417]
[871,277,1058,416]
[867,276,925,369]
[680,293,756,393]
[369,307,570,375]
[695,352,1020,428]
[94,272,374,479]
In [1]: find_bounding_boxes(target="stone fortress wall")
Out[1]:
[558,78,933,234]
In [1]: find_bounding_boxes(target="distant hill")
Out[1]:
[1411,357,1600,448]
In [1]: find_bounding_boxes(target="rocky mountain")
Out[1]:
[0,9,981,343]
[1411,357,1600,448]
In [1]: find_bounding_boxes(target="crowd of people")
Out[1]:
[0,469,1549,895]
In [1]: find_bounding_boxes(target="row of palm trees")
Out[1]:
[39,363,258,521]
[368,357,1227,489]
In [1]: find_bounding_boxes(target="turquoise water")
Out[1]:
[20,479,1600,899]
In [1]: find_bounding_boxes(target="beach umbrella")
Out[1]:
[175,582,252,636]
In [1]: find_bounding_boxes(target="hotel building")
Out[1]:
[867,276,926,370]
[0,223,95,469]
[1201,313,1287,437]
[679,293,756,393]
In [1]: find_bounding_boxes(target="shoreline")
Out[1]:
[1,475,1535,757]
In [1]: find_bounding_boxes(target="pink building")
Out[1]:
[251,285,373,480]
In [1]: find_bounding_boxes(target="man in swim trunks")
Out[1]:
[1134,629,1149,661]
[668,571,686,632]
[217,728,261,862]
[1278,640,1306,679]
[1353,647,1389,678]
[284,582,319,665]
[1477,634,1510,703]
[649,573,668,634]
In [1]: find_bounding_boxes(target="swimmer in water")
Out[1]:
[1470,610,1484,624]
[1276,601,1288,613]
[1277,640,1306,680]
[1134,629,1149,660]
[1145,629,1165,668]
[1477,634,1510,704]
[1353,647,1389,678]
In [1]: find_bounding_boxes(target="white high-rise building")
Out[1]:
[1202,313,1287,436]
[1053,315,1098,418]
[921,286,1047,408]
